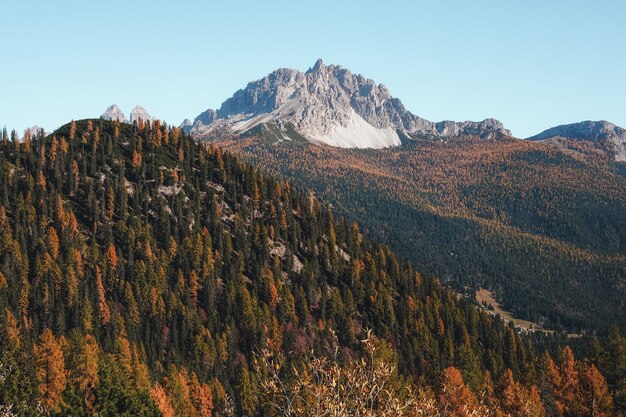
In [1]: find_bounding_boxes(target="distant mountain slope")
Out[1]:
[528,120,626,162]
[186,59,511,148]
[180,58,626,333]
[220,135,626,332]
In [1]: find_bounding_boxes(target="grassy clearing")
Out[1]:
[475,288,551,333]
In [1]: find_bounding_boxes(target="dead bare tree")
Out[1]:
[254,330,442,417]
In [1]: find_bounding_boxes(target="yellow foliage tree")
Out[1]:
[151,383,175,417]
[34,329,67,413]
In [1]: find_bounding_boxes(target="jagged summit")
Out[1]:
[528,120,626,162]
[306,58,327,74]
[186,59,511,148]
[101,104,128,123]
[100,104,157,125]
[130,105,154,123]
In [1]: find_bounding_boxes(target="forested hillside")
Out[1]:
[220,135,626,333]
[0,120,624,416]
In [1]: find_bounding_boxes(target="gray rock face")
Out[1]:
[101,104,128,123]
[186,109,219,134]
[188,59,511,148]
[180,119,193,133]
[528,121,626,162]
[436,118,508,138]
[130,105,154,124]
[195,109,218,125]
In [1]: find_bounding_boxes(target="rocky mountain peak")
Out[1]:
[308,58,325,73]
[187,60,511,148]
[130,105,154,123]
[100,105,157,125]
[101,104,128,123]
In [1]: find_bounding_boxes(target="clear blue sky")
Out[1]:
[1,0,625,138]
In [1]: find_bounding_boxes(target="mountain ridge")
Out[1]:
[219,132,626,334]
[528,120,626,162]
[186,59,512,147]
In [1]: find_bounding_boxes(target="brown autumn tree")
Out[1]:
[106,243,118,269]
[95,266,110,325]
[22,129,31,153]
[73,334,99,414]
[48,227,60,259]
[49,136,58,166]
[37,170,46,190]
[578,361,613,417]
[438,366,479,417]
[189,270,199,308]
[191,374,214,417]
[151,383,175,417]
[542,352,561,416]
[499,368,545,417]
[1,308,20,350]
[552,346,581,417]
[34,328,67,413]
[482,370,504,416]
[132,149,142,171]
[69,120,76,140]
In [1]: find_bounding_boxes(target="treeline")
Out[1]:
[0,120,623,416]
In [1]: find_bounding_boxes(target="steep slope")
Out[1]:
[220,135,626,333]
[187,59,510,148]
[1,119,621,415]
[528,120,626,162]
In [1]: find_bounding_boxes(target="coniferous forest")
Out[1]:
[0,119,625,416]
[221,135,626,333]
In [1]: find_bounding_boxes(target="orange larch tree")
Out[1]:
[438,366,479,417]
[34,328,67,413]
